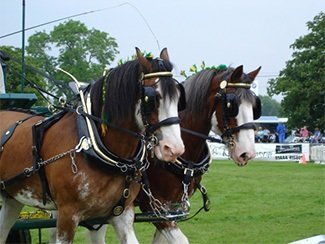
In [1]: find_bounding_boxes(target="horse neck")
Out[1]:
[180,111,211,162]
[101,121,140,158]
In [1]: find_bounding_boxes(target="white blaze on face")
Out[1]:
[232,100,256,163]
[210,100,256,165]
[211,111,221,135]
[154,82,184,162]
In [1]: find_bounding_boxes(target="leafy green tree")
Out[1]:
[0,45,48,105]
[27,20,119,98]
[267,12,325,130]
[260,95,281,116]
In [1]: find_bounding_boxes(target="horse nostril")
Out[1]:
[240,152,248,161]
[163,145,174,156]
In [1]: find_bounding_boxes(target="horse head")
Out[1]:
[91,48,184,163]
[135,47,185,162]
[208,65,261,166]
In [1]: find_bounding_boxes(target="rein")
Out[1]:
[181,127,223,143]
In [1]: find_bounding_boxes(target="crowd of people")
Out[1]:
[255,124,324,144]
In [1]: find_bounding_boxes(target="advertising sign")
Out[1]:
[208,143,310,161]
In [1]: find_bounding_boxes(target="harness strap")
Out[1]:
[146,117,180,135]
[0,170,33,191]
[111,176,131,216]
[197,182,210,212]
[221,122,256,139]
[0,114,36,151]
[31,111,66,205]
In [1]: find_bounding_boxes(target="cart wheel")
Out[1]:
[6,229,31,244]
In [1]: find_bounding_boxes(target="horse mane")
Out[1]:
[183,67,258,118]
[90,57,178,124]
[183,69,217,117]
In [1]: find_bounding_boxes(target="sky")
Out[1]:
[0,0,324,101]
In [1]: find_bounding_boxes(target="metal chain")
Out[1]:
[23,148,77,176]
[141,183,169,220]
[39,148,77,168]
[181,181,191,212]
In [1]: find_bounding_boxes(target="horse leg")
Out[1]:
[0,197,24,244]
[110,206,139,244]
[152,226,189,244]
[48,210,58,244]
[88,224,108,244]
[55,209,80,243]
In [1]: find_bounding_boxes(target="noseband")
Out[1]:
[214,80,257,146]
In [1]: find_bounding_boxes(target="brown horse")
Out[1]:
[0,48,185,243]
[87,65,262,243]
[142,65,261,243]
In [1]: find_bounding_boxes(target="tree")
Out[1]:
[260,95,281,116]
[267,12,325,130]
[0,45,48,105]
[27,20,119,99]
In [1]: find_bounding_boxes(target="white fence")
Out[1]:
[310,145,325,163]
[208,143,311,162]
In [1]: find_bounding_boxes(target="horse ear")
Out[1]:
[160,48,170,62]
[135,47,152,73]
[247,66,262,80]
[230,65,243,82]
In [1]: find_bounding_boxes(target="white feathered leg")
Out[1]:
[48,211,57,244]
[110,206,139,244]
[89,224,108,244]
[152,227,189,244]
[0,197,24,244]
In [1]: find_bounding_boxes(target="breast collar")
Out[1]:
[75,89,148,176]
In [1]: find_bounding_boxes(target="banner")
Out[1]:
[208,143,310,161]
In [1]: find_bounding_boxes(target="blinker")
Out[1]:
[142,86,157,116]
[177,83,186,111]
[225,93,239,117]
[253,96,262,120]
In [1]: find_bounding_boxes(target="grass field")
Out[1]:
[27,160,325,243]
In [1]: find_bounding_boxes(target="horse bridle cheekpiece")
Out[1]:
[215,80,261,146]
[140,71,186,136]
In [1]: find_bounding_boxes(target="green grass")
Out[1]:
[27,160,325,243]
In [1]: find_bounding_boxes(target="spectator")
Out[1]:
[276,122,286,143]
[256,126,264,142]
[299,126,309,142]
[311,128,322,143]
[261,127,270,142]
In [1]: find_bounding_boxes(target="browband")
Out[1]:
[227,82,251,88]
[143,71,173,79]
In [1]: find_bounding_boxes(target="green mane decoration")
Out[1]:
[180,62,227,78]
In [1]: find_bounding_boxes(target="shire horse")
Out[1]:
[141,65,262,243]
[88,65,262,243]
[0,48,185,243]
